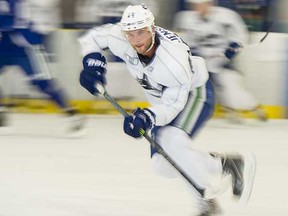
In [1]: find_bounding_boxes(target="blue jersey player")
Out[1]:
[0,0,85,134]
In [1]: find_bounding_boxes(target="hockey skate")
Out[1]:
[197,199,222,216]
[65,111,86,137]
[0,108,13,135]
[0,108,7,127]
[220,153,256,203]
[221,154,244,196]
[252,105,268,122]
[220,107,243,124]
[69,114,85,131]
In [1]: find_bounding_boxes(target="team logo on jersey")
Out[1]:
[136,74,162,98]
[125,54,139,65]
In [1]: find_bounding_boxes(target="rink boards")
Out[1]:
[0,30,287,118]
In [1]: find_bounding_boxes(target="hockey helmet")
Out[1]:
[120,4,155,31]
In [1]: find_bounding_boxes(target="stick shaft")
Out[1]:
[102,89,205,197]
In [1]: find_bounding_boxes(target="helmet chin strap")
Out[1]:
[145,31,155,53]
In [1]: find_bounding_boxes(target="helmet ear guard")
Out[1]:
[120,4,155,31]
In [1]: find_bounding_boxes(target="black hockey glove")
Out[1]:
[224,42,242,59]
[123,108,155,138]
[79,52,107,95]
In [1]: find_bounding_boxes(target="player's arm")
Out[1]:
[123,53,209,139]
[149,83,191,126]
[172,11,200,56]
[8,1,46,46]
[78,24,114,56]
[78,24,117,95]
[123,80,191,139]
[148,56,208,126]
[223,9,249,59]
[123,67,192,139]
[226,10,249,45]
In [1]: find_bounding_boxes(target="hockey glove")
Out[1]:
[224,42,242,59]
[79,52,107,95]
[123,108,156,138]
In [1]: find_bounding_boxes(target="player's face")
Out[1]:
[193,2,211,16]
[125,27,154,55]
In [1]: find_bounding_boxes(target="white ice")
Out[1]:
[0,114,287,216]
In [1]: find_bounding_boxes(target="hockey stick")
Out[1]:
[243,21,273,49]
[95,84,206,197]
[259,21,273,43]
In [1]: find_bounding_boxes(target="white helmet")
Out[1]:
[120,4,155,31]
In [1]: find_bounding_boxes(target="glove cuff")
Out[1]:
[143,108,156,129]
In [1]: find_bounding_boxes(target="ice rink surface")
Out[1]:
[0,114,287,216]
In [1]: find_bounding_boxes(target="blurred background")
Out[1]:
[1,0,288,119]
[1,2,287,215]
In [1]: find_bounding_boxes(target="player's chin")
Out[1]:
[135,48,145,55]
[132,45,144,53]
[140,46,151,54]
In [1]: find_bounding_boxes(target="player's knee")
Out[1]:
[151,154,178,178]
[150,126,190,178]
[156,126,189,149]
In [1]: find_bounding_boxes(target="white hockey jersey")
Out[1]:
[79,24,208,126]
[174,6,249,73]
[26,0,61,34]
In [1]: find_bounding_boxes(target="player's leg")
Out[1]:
[151,132,255,214]
[0,87,8,127]
[18,46,85,133]
[150,79,256,214]
[214,69,268,121]
[0,59,10,131]
[207,74,257,203]
[211,152,256,203]
[151,80,224,214]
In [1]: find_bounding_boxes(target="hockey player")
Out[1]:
[174,0,268,122]
[78,4,256,215]
[0,0,85,134]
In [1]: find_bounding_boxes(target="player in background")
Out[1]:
[78,4,256,215]
[174,0,268,123]
[0,0,85,134]
[75,0,158,27]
